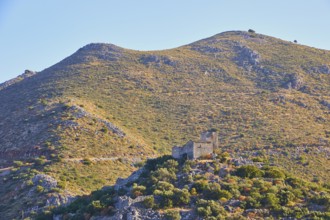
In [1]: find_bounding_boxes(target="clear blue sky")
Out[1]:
[1,0,330,83]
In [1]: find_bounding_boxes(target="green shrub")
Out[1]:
[34,157,47,166]
[13,160,24,167]
[162,159,179,173]
[143,196,155,209]
[197,206,212,217]
[193,179,209,193]
[151,168,177,183]
[87,200,105,214]
[173,188,190,206]
[132,183,146,198]
[164,210,181,220]
[203,183,232,200]
[36,185,44,193]
[196,199,225,217]
[82,158,93,165]
[235,165,264,178]
[100,127,108,133]
[261,193,280,209]
[264,167,285,179]
[278,189,295,206]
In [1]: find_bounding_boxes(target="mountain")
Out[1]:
[1,30,330,219]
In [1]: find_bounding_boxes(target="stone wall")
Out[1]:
[193,142,213,159]
[172,141,194,159]
[200,131,218,149]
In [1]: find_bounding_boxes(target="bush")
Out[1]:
[196,199,226,217]
[164,210,181,220]
[100,127,108,133]
[278,189,295,206]
[193,179,209,193]
[248,29,256,33]
[143,196,155,209]
[173,188,190,206]
[87,200,105,214]
[132,183,146,198]
[13,160,24,167]
[197,206,212,217]
[235,165,264,178]
[261,193,280,209]
[34,157,47,166]
[245,196,261,209]
[162,159,179,173]
[82,158,93,165]
[151,168,177,183]
[145,155,173,171]
[203,183,232,200]
[264,167,285,179]
[36,185,44,193]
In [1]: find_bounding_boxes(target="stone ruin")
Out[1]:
[172,130,218,159]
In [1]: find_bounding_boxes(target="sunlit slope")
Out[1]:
[0,30,330,218]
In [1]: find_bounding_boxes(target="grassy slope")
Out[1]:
[1,31,330,218]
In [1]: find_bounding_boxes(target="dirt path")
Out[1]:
[0,166,13,176]
[63,157,119,162]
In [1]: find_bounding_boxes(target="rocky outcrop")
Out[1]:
[191,45,223,54]
[107,196,161,220]
[0,70,36,91]
[307,65,330,74]
[45,193,75,207]
[69,105,126,137]
[32,174,58,190]
[114,167,145,191]
[320,100,330,109]
[284,73,304,90]
[139,55,177,67]
[234,44,260,70]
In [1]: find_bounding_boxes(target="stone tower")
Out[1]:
[200,130,218,149]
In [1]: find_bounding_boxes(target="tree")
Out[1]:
[248,29,256,33]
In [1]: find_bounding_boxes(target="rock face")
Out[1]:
[45,193,74,207]
[284,73,304,90]
[234,44,260,70]
[114,168,145,191]
[32,174,58,190]
[109,196,161,220]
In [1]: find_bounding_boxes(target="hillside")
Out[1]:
[1,30,330,219]
[45,156,330,219]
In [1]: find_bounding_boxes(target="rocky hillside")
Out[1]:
[47,155,330,219]
[1,30,330,219]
